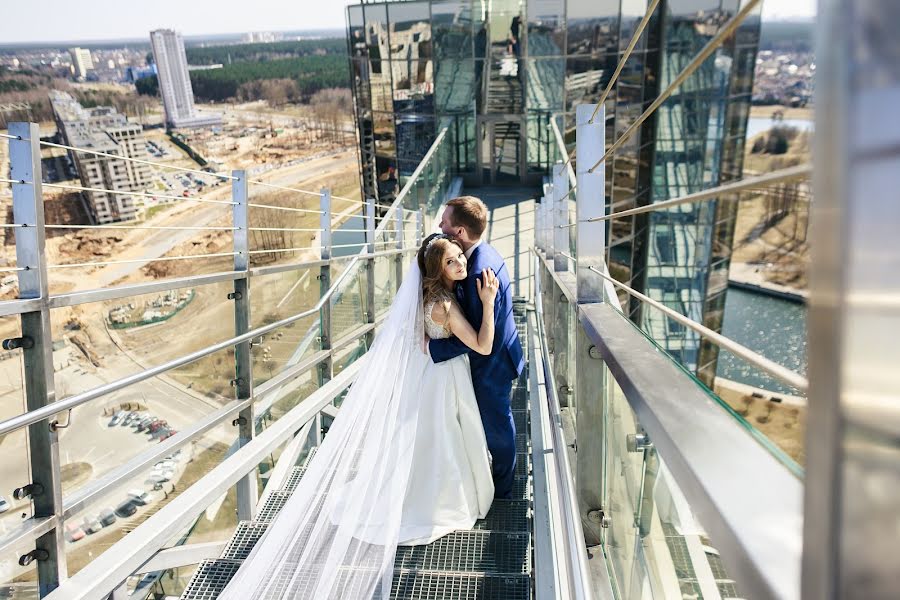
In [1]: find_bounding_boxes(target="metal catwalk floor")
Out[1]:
[180,303,533,599]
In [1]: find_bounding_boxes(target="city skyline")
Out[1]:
[1,0,815,45]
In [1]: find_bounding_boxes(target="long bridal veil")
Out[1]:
[218,260,428,599]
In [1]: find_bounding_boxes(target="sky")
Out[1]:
[0,0,816,45]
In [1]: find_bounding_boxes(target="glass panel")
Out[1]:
[254,359,322,432]
[57,353,235,503]
[62,419,238,578]
[51,280,235,397]
[43,221,235,297]
[565,0,620,56]
[249,268,321,387]
[0,537,38,598]
[330,257,367,342]
[373,255,398,318]
[0,317,33,554]
[527,0,565,57]
[600,363,758,599]
[334,339,368,377]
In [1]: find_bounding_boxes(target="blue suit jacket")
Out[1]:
[429,242,524,383]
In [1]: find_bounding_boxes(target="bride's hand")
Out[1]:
[476,268,498,305]
[422,332,431,354]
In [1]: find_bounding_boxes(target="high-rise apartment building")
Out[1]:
[149,29,221,129]
[346,0,761,383]
[49,91,152,224]
[68,47,94,79]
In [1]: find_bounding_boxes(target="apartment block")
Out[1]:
[49,91,152,224]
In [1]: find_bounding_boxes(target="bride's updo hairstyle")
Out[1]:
[417,233,463,314]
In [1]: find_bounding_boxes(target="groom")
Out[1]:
[428,196,525,499]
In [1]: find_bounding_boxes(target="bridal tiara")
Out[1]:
[425,234,451,252]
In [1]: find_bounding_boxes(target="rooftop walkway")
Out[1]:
[179,187,540,599]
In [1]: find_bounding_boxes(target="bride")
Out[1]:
[218,232,500,599]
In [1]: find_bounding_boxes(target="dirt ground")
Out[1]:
[715,380,806,467]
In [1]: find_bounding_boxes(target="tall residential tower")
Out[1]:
[149,29,220,129]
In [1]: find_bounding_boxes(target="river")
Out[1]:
[717,287,807,396]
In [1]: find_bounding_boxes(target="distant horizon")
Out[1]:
[0,1,815,48]
[0,28,347,51]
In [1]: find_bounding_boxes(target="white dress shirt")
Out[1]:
[464,239,483,260]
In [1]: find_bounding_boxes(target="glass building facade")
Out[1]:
[346,0,761,382]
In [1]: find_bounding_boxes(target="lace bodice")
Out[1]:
[424,298,452,339]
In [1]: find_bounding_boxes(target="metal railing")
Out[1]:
[0,122,455,598]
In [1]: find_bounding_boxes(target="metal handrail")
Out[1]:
[587,265,809,393]
[43,361,363,600]
[533,255,596,600]
[378,126,449,221]
[0,253,363,438]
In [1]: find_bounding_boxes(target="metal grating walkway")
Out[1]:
[181,302,533,599]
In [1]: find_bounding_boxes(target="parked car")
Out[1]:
[145,474,168,487]
[121,411,139,426]
[148,420,168,434]
[0,496,10,513]
[136,416,155,432]
[82,516,103,534]
[150,427,170,440]
[154,460,176,472]
[127,489,151,506]
[158,429,177,442]
[64,523,85,542]
[98,508,116,526]
[114,500,137,518]
[108,410,126,427]
[130,413,147,428]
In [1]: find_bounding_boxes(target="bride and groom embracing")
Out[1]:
[219,196,525,599]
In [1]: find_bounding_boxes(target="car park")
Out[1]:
[99,508,116,526]
[114,500,137,518]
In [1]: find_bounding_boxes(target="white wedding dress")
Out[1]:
[397,298,494,545]
[218,262,494,599]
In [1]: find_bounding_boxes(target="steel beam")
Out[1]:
[231,170,256,521]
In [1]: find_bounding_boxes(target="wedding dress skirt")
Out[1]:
[396,353,494,544]
[218,263,494,599]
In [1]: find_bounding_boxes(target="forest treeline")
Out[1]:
[136,54,349,103]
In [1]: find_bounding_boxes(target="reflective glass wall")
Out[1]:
[348,0,760,380]
[637,0,761,379]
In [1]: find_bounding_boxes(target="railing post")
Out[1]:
[10,121,67,596]
[364,198,376,347]
[395,204,405,298]
[553,161,569,272]
[315,188,334,446]
[575,104,607,545]
[317,188,333,446]
[231,169,256,521]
